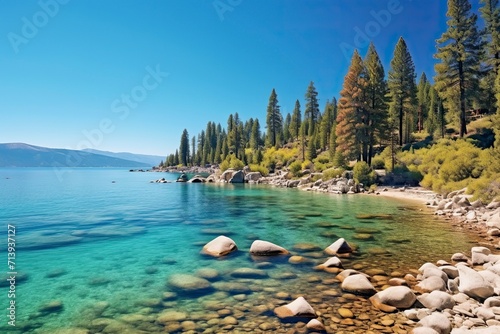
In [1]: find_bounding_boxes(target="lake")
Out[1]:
[0,168,479,333]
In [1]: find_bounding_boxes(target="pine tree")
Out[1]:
[425,85,441,137]
[174,149,179,166]
[300,122,307,161]
[417,73,431,132]
[266,89,283,147]
[365,43,389,165]
[480,0,500,74]
[388,37,417,145]
[319,100,336,150]
[305,82,320,136]
[191,136,196,165]
[435,0,485,137]
[289,100,302,140]
[250,118,261,149]
[495,67,500,149]
[283,113,291,143]
[479,0,500,113]
[328,121,337,160]
[179,129,190,166]
[307,132,317,160]
[336,50,369,161]
[227,113,242,156]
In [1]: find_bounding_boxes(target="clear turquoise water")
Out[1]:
[0,168,479,333]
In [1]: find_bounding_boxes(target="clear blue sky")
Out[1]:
[0,0,483,156]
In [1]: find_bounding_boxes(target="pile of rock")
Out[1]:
[427,188,500,246]
[150,177,170,183]
[206,168,263,184]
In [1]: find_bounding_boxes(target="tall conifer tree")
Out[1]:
[388,37,417,145]
[435,0,485,137]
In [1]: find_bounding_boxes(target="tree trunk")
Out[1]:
[399,102,404,146]
[458,60,467,137]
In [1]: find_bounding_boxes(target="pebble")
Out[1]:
[338,308,354,318]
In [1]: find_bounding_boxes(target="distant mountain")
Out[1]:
[82,148,163,166]
[0,143,151,167]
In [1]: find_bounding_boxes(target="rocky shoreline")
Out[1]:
[151,167,500,333]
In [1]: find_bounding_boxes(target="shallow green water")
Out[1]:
[0,168,479,333]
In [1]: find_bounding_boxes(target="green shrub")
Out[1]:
[289,160,302,177]
[249,164,269,176]
[371,156,385,169]
[323,167,345,180]
[353,161,375,186]
[301,159,313,170]
[220,155,244,172]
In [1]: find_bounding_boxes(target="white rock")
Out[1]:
[324,238,353,255]
[417,291,455,311]
[202,235,237,257]
[250,240,289,256]
[423,267,449,282]
[451,253,469,262]
[484,296,500,308]
[318,256,343,268]
[306,319,325,331]
[273,296,316,319]
[417,312,451,334]
[415,276,446,293]
[475,306,495,321]
[412,328,439,334]
[440,266,459,279]
[457,264,495,300]
[341,274,376,295]
[371,286,416,309]
[471,247,491,265]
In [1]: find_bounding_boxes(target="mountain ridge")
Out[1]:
[0,143,152,167]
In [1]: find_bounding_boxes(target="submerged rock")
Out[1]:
[167,274,213,295]
[230,268,268,279]
[38,300,63,314]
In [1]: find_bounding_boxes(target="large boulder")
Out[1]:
[415,276,446,293]
[220,169,234,182]
[324,238,353,255]
[250,240,289,256]
[487,212,500,229]
[245,172,262,182]
[416,313,451,334]
[341,274,376,295]
[457,264,495,300]
[274,296,317,319]
[201,235,237,257]
[229,170,245,183]
[370,286,417,312]
[417,291,455,311]
[471,246,491,265]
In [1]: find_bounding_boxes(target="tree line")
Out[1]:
[162,0,499,169]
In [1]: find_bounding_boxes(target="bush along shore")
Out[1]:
[149,166,500,333]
